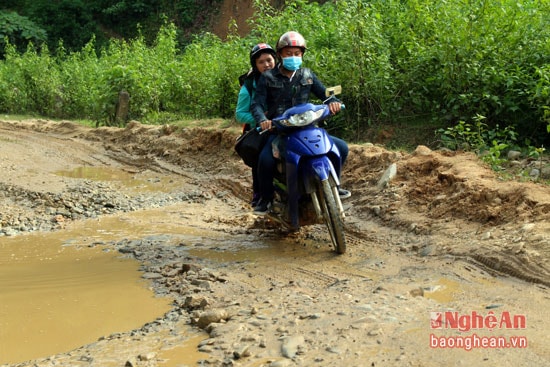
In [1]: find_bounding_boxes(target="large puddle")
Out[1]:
[0,228,172,364]
[0,166,204,365]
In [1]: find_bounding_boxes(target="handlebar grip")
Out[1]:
[341,103,346,110]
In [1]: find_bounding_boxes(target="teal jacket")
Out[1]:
[235,77,257,128]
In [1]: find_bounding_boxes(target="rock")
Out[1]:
[326,346,341,354]
[138,352,156,361]
[281,335,305,359]
[507,150,521,160]
[182,263,202,273]
[196,309,229,329]
[142,272,162,279]
[233,345,251,359]
[184,295,210,310]
[299,312,322,320]
[191,279,212,290]
[413,145,432,156]
[419,245,435,257]
[368,328,383,336]
[529,168,540,178]
[409,287,424,297]
[125,357,137,367]
[377,163,397,189]
[371,205,381,216]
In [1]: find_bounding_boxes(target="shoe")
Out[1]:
[253,199,271,215]
[251,193,261,207]
[338,187,351,199]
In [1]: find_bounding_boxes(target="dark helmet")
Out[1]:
[250,43,277,69]
[276,31,307,53]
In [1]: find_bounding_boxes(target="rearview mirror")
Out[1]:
[325,85,342,97]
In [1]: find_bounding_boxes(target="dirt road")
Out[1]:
[0,119,549,367]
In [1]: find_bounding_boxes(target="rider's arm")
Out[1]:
[309,71,342,115]
[250,74,270,128]
[310,70,341,103]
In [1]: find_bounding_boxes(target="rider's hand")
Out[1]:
[260,120,272,131]
[328,102,342,115]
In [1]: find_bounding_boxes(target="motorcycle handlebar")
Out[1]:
[257,102,345,134]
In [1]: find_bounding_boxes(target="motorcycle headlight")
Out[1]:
[280,109,325,127]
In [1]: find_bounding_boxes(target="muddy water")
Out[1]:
[0,229,172,364]
[56,166,182,193]
[0,166,199,365]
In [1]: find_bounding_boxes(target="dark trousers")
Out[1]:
[251,166,260,197]
[257,134,348,201]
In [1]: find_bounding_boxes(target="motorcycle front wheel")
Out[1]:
[318,177,346,254]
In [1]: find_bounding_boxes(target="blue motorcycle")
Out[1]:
[266,89,346,254]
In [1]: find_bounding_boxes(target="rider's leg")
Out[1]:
[330,136,351,199]
[251,166,260,206]
[254,135,276,213]
[331,136,349,166]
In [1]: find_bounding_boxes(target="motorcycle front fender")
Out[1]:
[284,154,340,229]
[304,156,341,189]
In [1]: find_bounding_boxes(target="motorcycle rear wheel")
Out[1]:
[319,177,346,254]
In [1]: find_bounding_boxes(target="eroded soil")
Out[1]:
[0,119,549,367]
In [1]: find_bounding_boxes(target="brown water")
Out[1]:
[0,228,172,364]
[0,179,238,367]
[0,165,195,365]
[56,166,181,193]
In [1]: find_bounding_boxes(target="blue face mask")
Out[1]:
[282,56,302,71]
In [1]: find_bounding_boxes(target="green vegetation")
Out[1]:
[1,0,223,53]
[437,114,518,170]
[0,0,549,152]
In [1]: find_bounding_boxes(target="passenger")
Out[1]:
[250,31,351,215]
[235,43,277,207]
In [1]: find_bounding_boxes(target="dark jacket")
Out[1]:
[251,65,338,123]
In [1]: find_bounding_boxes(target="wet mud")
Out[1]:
[0,119,548,366]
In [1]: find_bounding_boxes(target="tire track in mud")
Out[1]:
[345,216,550,288]
[459,253,550,288]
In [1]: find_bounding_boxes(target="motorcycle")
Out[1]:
[263,86,346,254]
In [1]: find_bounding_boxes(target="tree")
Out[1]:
[25,0,101,53]
[0,11,47,57]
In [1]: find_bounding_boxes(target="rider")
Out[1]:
[250,31,351,215]
[235,43,277,207]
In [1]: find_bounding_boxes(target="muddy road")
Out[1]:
[0,119,549,367]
